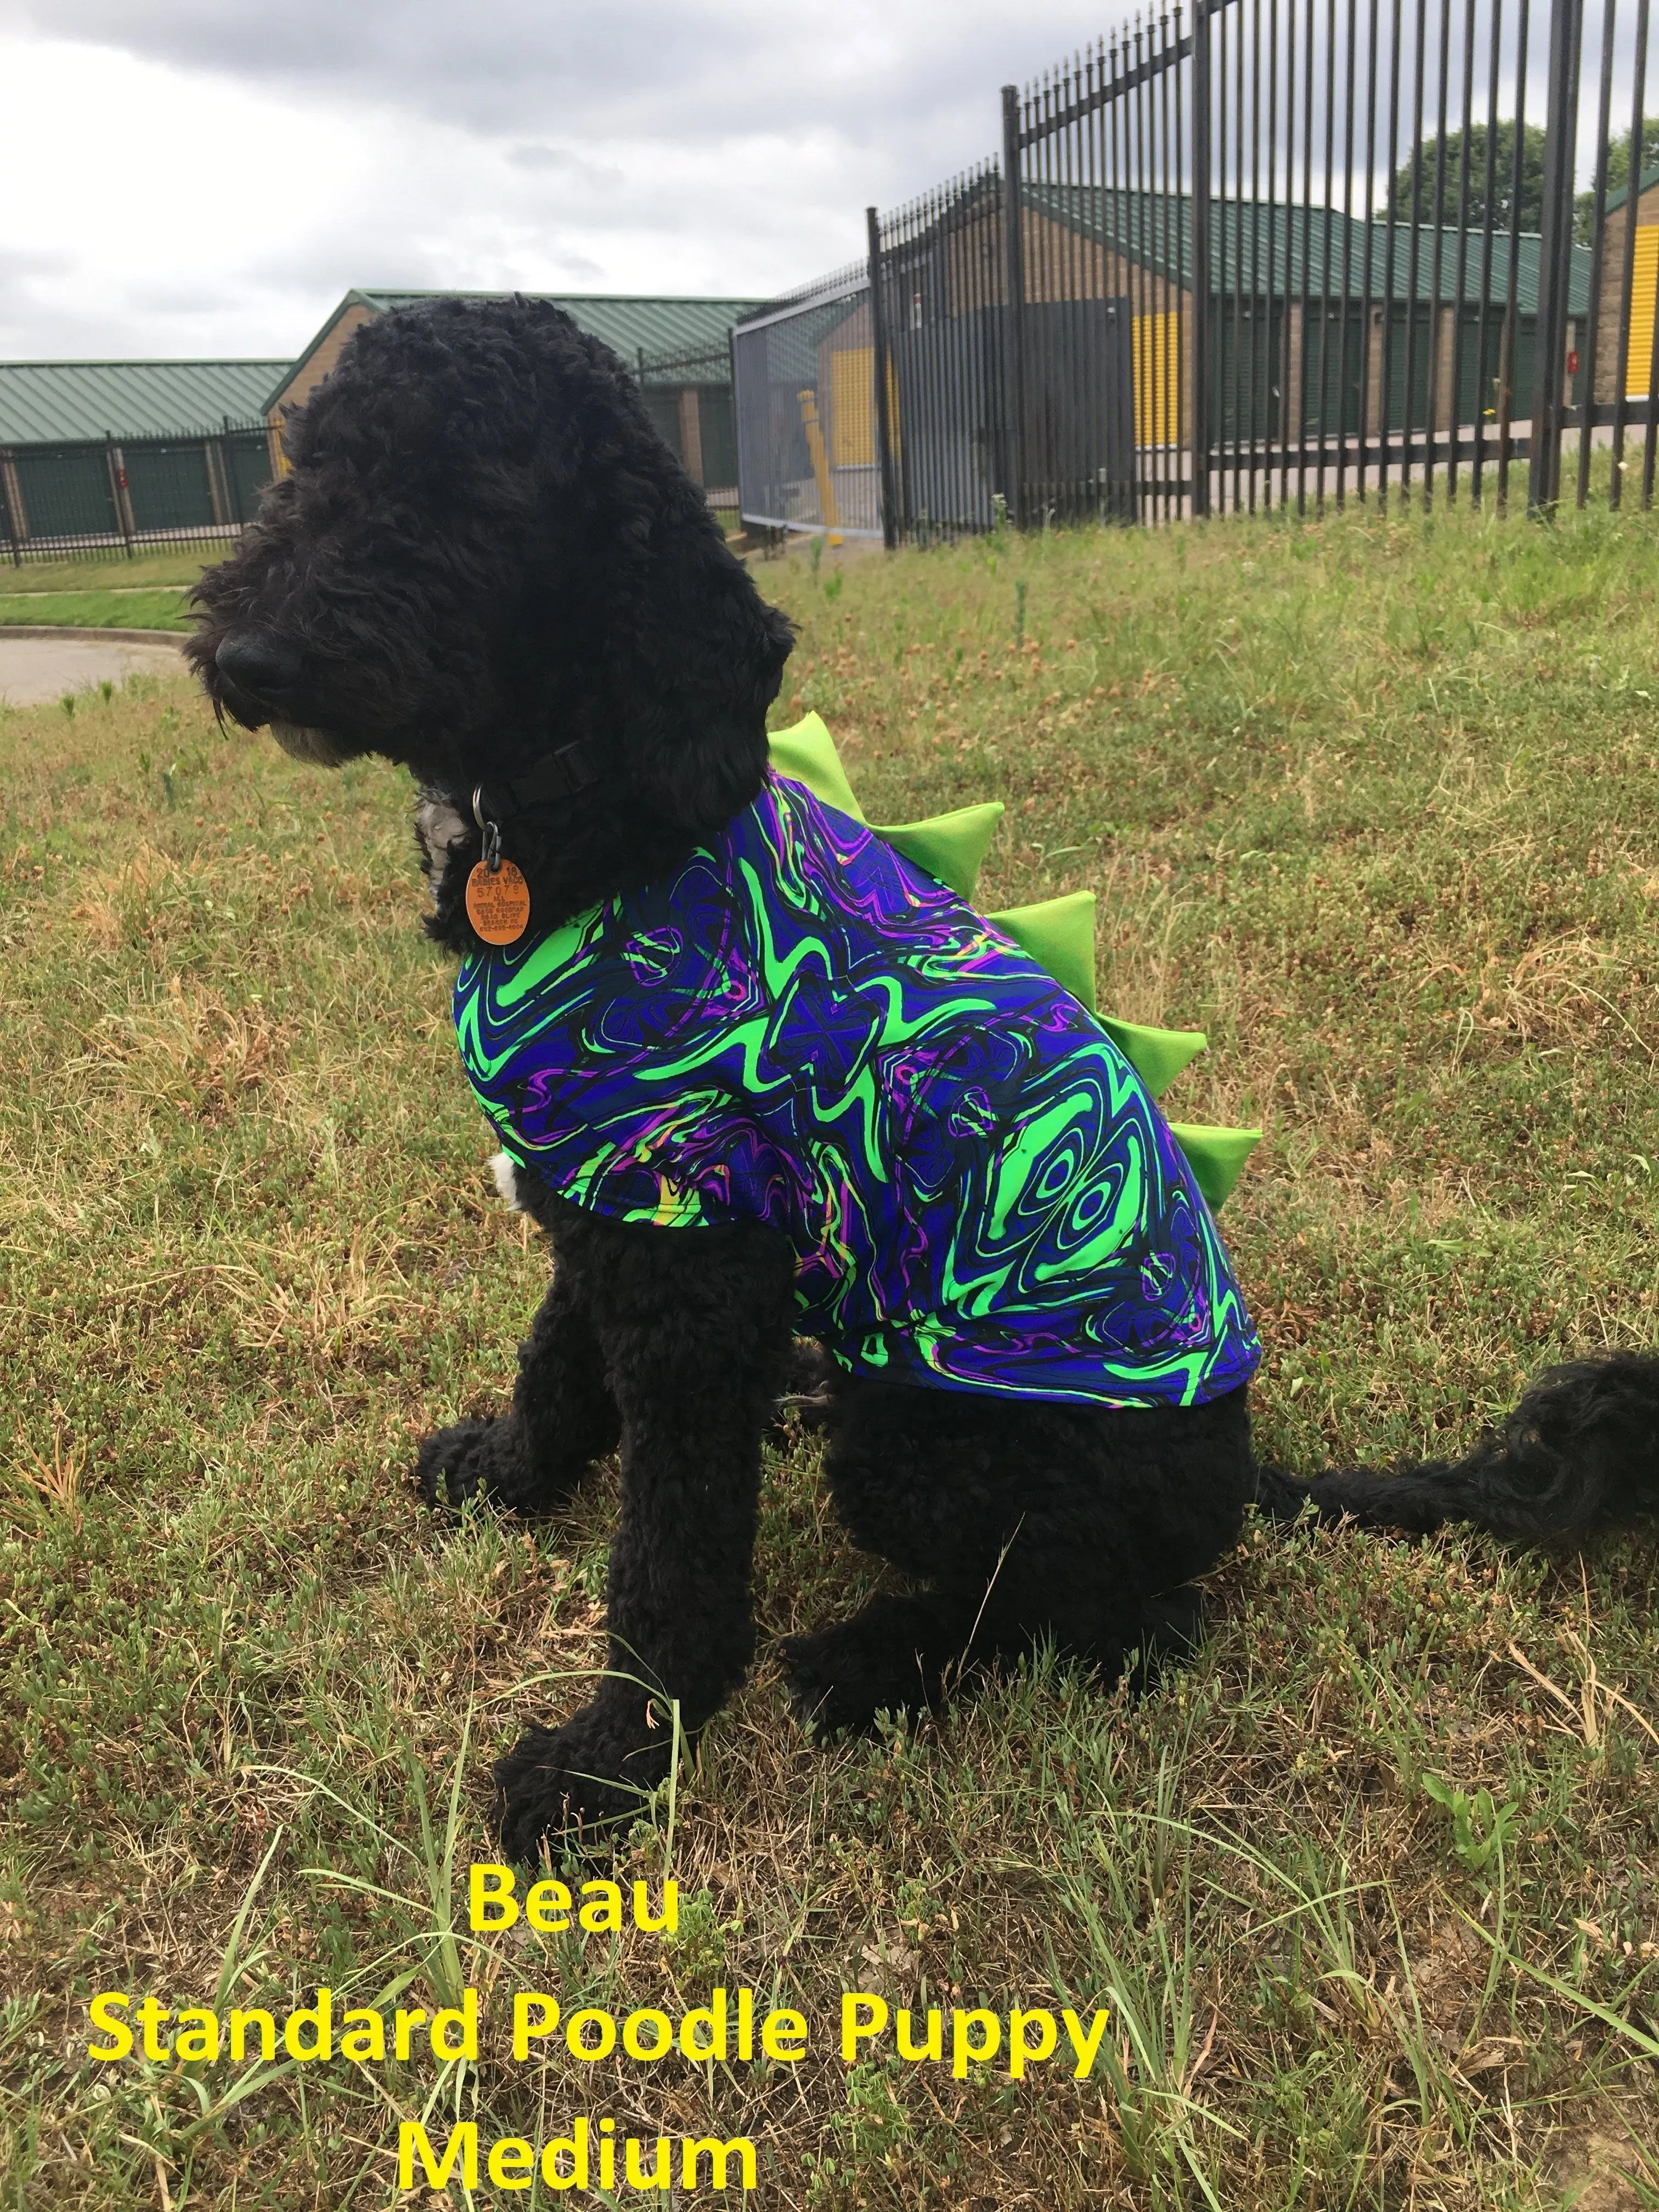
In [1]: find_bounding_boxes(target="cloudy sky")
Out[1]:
[0,0,1118,363]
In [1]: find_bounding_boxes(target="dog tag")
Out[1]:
[465,859,531,945]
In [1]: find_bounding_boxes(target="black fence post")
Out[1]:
[1531,0,1583,514]
[1574,0,1617,509]
[0,450,20,567]
[1190,2,1212,518]
[865,205,900,550]
[727,327,741,526]
[105,435,134,556]
[1001,83,1029,527]
[223,414,247,527]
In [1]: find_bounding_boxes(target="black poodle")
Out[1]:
[188,297,1659,1858]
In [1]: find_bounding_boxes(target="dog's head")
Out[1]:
[188,297,793,929]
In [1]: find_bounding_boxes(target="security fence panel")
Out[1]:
[731,0,1659,542]
[633,342,743,507]
[1570,0,1659,505]
[873,166,1013,537]
[1003,28,1189,526]
[0,419,276,563]
[1184,0,1606,513]
[734,269,884,537]
[887,306,1006,532]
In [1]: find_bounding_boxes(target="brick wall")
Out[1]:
[1594,179,1659,402]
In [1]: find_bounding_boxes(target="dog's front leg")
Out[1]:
[494,1209,795,1858]
[414,1259,619,1514]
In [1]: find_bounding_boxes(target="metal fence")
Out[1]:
[737,0,1659,541]
[0,417,277,565]
[633,343,742,510]
[733,264,887,538]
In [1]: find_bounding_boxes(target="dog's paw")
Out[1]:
[1124,1586,1206,1691]
[413,1416,521,1511]
[781,1616,939,1740]
[494,1707,672,1861]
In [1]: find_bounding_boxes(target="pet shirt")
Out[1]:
[453,719,1262,1410]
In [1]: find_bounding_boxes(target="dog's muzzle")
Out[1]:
[269,720,353,766]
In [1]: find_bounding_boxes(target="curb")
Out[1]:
[0,625,187,646]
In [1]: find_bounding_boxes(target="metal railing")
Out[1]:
[632,342,742,509]
[737,0,1657,543]
[0,417,278,565]
[733,263,886,538]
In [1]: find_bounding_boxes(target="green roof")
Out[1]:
[1602,161,1659,217]
[272,290,765,410]
[1017,182,1592,311]
[0,359,289,446]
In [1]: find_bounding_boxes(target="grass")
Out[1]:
[0,550,213,630]
[3,495,1659,2208]
[0,591,195,633]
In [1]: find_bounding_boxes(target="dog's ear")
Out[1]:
[607,489,795,837]
[508,300,793,837]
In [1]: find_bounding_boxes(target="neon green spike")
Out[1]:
[765,714,1258,1207]
[1098,1018,1208,1100]
[766,715,1002,901]
[877,804,1006,903]
[1164,1124,1262,1211]
[986,891,1098,1012]
[768,712,866,822]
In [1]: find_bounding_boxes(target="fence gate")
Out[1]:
[735,0,1659,544]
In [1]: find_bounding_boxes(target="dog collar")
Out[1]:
[473,737,604,828]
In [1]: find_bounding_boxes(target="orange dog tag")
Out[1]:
[465,859,531,945]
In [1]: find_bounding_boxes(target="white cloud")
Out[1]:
[0,1,1116,360]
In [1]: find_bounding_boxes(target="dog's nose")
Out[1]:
[215,631,302,703]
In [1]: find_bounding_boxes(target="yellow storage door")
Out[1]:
[831,349,874,467]
[1133,312,1180,445]
[1626,227,1659,396]
[828,349,899,466]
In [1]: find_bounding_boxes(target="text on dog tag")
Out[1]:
[466,859,531,945]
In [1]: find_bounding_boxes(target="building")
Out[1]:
[886,178,1591,449]
[1592,164,1659,403]
[268,290,766,496]
[1022,184,1591,444]
[738,184,1592,540]
[0,358,289,554]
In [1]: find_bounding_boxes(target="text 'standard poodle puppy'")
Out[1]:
[189,297,1659,1858]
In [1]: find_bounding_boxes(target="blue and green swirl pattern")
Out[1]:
[454,755,1260,1409]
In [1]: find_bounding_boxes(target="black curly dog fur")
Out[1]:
[188,296,1659,1858]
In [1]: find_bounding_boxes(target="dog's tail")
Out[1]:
[1254,1349,1659,1544]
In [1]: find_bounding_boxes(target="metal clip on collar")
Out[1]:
[471,787,503,876]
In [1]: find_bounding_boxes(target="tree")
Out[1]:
[1388,121,1545,234]
[1576,125,1659,243]
[1392,121,1659,246]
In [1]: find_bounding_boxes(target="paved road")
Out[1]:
[0,634,185,707]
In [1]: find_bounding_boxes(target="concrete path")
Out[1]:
[0,633,185,707]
